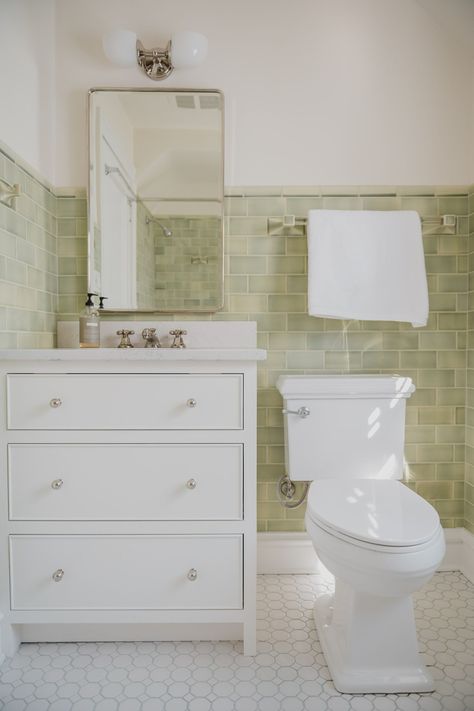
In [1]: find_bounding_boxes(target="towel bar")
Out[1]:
[267,213,457,236]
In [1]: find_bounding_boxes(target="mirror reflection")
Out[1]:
[88,89,224,312]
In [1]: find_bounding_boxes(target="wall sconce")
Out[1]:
[102,29,208,80]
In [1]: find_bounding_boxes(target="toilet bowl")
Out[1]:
[276,375,446,694]
[305,479,445,693]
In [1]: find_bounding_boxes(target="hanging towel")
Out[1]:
[307,209,429,327]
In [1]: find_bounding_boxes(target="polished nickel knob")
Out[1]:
[116,329,135,348]
[187,398,197,408]
[50,398,62,408]
[170,329,187,348]
[51,479,63,490]
[187,568,198,581]
[52,569,64,582]
[186,478,197,490]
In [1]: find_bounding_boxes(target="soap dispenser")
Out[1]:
[79,293,100,348]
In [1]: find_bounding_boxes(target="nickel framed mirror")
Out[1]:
[88,88,224,312]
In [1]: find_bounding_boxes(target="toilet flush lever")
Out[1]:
[282,406,310,418]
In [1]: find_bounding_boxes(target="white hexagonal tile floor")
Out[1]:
[0,572,473,710]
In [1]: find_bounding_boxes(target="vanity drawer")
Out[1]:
[7,374,243,430]
[8,444,243,520]
[10,535,243,610]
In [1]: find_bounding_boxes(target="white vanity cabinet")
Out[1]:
[0,345,265,659]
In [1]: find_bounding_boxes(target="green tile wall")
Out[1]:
[152,216,222,311]
[466,185,474,534]
[0,148,471,533]
[0,145,58,348]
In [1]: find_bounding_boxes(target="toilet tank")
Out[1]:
[276,375,415,482]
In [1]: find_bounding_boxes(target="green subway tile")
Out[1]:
[286,237,307,255]
[400,351,436,368]
[247,235,286,255]
[287,351,324,369]
[229,256,266,274]
[419,332,457,350]
[224,197,247,216]
[346,332,383,350]
[425,255,457,274]
[417,370,455,387]
[428,293,457,312]
[437,463,465,481]
[405,426,436,444]
[268,256,306,274]
[410,388,436,406]
[436,425,465,444]
[257,461,285,479]
[229,294,267,312]
[287,313,321,331]
[249,275,286,293]
[307,332,344,350]
[325,351,362,370]
[228,217,267,236]
[400,196,438,216]
[438,313,467,330]
[438,196,468,215]
[437,351,466,368]
[382,332,419,349]
[362,351,400,369]
[417,482,452,501]
[437,388,465,405]
[287,275,307,293]
[247,197,285,216]
[322,196,361,209]
[269,333,306,350]
[268,295,306,312]
[285,197,323,217]
[267,519,306,532]
[252,313,287,332]
[419,408,454,425]
[417,444,453,462]
[406,463,436,481]
[438,274,468,292]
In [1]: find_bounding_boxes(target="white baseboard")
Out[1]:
[257,528,474,584]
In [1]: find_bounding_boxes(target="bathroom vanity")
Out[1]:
[0,329,265,659]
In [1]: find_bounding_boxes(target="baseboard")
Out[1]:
[257,528,474,584]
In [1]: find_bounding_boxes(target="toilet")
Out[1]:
[277,374,446,694]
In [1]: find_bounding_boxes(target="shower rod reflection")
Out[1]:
[145,216,173,237]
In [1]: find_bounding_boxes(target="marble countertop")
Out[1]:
[0,348,267,362]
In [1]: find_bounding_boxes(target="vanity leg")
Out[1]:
[0,615,20,661]
[243,621,257,656]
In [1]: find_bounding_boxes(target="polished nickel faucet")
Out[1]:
[142,328,161,348]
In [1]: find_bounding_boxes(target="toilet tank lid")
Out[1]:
[276,374,415,399]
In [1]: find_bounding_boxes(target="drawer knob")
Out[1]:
[51,479,63,490]
[187,568,198,581]
[52,569,64,582]
[186,478,197,490]
[50,398,62,408]
[187,398,197,408]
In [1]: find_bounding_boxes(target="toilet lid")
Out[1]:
[307,479,440,547]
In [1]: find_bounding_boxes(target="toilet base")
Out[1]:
[314,587,434,694]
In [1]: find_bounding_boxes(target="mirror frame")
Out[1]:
[87,87,225,313]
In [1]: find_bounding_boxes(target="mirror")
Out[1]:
[88,88,224,312]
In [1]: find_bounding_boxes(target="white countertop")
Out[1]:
[0,348,267,362]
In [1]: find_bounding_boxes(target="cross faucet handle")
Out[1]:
[116,329,135,348]
[169,329,187,349]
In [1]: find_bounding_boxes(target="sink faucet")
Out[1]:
[142,328,161,348]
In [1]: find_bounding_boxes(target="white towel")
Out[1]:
[307,210,429,327]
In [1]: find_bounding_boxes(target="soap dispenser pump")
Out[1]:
[79,293,100,348]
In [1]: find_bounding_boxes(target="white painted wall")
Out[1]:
[2,0,474,186]
[0,0,56,183]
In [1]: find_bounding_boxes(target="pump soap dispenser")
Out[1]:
[79,293,100,348]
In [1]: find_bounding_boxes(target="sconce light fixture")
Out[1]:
[102,29,208,80]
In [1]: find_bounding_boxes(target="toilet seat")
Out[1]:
[306,479,440,549]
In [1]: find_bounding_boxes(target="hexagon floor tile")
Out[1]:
[0,572,473,710]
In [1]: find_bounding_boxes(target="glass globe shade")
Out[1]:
[170,31,208,68]
[102,29,137,67]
